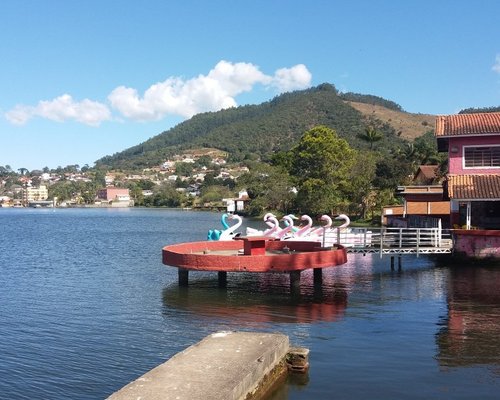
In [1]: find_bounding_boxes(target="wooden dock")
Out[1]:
[322,227,453,257]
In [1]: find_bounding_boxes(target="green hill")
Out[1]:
[96,83,429,170]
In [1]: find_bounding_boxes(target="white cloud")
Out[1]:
[493,54,500,74]
[207,60,271,95]
[5,94,111,126]
[5,61,312,125]
[271,64,312,92]
[108,71,242,121]
[108,61,312,121]
[4,105,33,125]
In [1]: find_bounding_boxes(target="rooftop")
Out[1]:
[447,174,500,200]
[435,112,500,137]
[415,165,438,180]
[396,185,443,194]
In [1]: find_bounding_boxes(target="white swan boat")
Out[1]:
[208,212,372,247]
[284,214,373,248]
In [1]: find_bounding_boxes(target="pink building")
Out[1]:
[435,112,500,258]
[436,112,500,230]
[96,187,131,203]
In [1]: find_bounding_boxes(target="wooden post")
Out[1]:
[218,271,227,288]
[390,256,395,271]
[313,268,322,286]
[178,268,189,286]
[290,271,301,294]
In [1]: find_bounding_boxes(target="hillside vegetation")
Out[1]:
[96,83,435,170]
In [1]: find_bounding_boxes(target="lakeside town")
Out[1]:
[0,149,250,211]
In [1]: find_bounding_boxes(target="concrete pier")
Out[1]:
[108,331,290,400]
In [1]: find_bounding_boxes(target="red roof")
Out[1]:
[414,165,439,183]
[447,174,500,200]
[435,112,500,137]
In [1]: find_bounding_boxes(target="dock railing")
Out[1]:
[323,227,453,256]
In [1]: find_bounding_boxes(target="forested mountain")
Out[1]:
[459,106,500,114]
[96,83,432,170]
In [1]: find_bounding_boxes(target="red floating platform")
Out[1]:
[162,237,347,273]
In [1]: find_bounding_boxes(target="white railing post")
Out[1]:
[379,227,384,258]
[438,219,442,247]
[416,229,420,257]
[340,227,453,256]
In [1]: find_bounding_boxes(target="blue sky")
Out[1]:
[1,0,499,171]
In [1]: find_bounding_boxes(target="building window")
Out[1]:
[464,146,500,168]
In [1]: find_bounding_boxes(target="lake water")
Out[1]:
[0,208,499,399]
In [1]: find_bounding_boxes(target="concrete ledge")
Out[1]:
[107,331,290,400]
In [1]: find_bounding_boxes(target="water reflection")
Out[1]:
[162,271,349,324]
[160,254,427,326]
[436,266,500,370]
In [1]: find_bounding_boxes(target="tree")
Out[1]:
[133,179,156,190]
[31,175,42,187]
[289,125,356,215]
[358,126,383,150]
[373,157,413,189]
[401,142,417,159]
[237,164,294,216]
[200,185,233,204]
[270,150,293,172]
[81,182,98,204]
[129,185,145,206]
[413,131,443,166]
[345,151,377,218]
[175,177,188,188]
[91,169,106,187]
[64,164,80,173]
[194,155,212,168]
[48,181,73,202]
[202,173,217,187]
[149,182,184,207]
[175,162,194,177]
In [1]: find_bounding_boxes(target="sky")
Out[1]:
[1,0,499,171]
